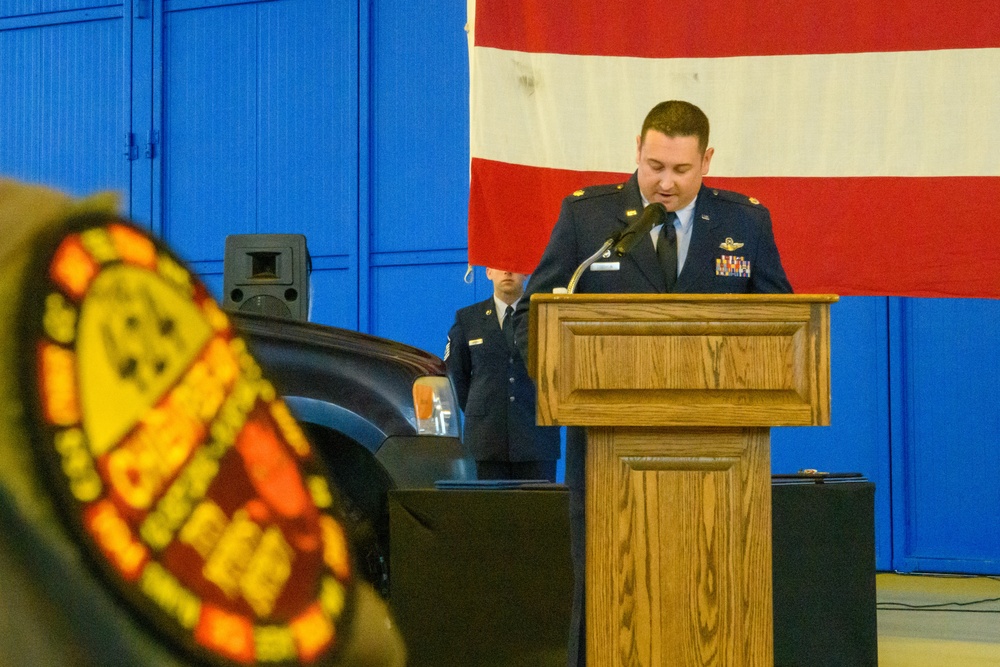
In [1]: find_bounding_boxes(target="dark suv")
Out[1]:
[233,312,474,596]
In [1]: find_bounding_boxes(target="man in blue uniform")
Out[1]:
[513,100,793,666]
[446,267,561,481]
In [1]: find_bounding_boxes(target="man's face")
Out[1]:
[485,268,527,303]
[635,130,714,212]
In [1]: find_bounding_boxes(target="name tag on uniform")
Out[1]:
[590,261,620,271]
[468,338,484,346]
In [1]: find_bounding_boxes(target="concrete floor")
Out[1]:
[877,573,1000,666]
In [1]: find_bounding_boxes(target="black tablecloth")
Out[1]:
[389,478,877,667]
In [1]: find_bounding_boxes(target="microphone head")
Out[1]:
[614,202,666,257]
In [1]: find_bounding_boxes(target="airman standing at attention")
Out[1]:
[445,267,561,482]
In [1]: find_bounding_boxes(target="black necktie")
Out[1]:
[656,212,678,291]
[503,305,515,348]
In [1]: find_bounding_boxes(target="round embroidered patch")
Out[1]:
[18,212,354,666]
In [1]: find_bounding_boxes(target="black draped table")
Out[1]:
[389,476,877,667]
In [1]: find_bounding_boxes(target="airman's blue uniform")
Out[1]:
[446,297,561,480]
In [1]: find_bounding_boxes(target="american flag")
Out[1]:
[467,0,1000,298]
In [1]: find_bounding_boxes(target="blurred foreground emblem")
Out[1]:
[19,213,354,666]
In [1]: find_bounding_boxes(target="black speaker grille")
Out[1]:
[238,294,293,318]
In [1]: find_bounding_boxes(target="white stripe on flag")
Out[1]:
[470,46,1000,177]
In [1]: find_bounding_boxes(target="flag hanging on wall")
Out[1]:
[466,0,1000,298]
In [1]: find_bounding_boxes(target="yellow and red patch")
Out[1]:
[21,214,353,666]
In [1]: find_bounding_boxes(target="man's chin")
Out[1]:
[501,289,524,301]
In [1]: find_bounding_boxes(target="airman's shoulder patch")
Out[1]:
[18,212,355,666]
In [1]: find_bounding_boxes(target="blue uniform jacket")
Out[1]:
[446,297,561,462]
[515,174,793,355]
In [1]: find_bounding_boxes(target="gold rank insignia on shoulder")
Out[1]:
[748,197,760,205]
[719,237,744,251]
[626,209,637,217]
[573,189,585,196]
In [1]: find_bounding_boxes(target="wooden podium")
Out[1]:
[528,294,836,666]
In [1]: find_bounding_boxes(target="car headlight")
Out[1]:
[411,376,459,437]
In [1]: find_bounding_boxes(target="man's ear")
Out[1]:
[701,147,715,175]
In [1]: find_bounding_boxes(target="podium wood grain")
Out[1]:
[529,294,835,666]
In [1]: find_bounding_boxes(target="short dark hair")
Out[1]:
[640,100,710,153]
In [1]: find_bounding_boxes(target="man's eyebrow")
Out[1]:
[647,158,694,170]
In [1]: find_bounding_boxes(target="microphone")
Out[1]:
[564,202,668,294]
[613,202,666,257]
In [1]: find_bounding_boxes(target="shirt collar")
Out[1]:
[640,194,697,230]
[493,294,519,313]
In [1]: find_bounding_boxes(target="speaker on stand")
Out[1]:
[222,234,310,321]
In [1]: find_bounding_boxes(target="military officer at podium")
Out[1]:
[446,267,561,482]
[513,100,793,666]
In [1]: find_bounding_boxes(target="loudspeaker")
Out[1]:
[222,234,310,321]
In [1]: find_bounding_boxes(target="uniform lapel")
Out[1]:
[481,298,499,330]
[618,176,666,291]
[481,297,506,347]
[677,186,722,291]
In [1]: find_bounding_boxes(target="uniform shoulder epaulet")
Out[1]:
[707,187,766,209]
[568,181,626,201]
[456,300,484,318]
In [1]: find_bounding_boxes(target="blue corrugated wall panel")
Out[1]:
[257,0,358,328]
[367,0,471,348]
[160,0,359,327]
[161,3,256,261]
[1,0,119,18]
[890,297,1000,574]
[371,257,477,360]
[308,257,356,332]
[0,6,126,197]
[369,0,470,257]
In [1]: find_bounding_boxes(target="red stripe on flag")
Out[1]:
[468,159,624,275]
[474,0,1000,58]
[714,176,999,298]
[468,159,1000,298]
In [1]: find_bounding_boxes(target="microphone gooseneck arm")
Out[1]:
[566,237,616,294]
[564,203,667,294]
